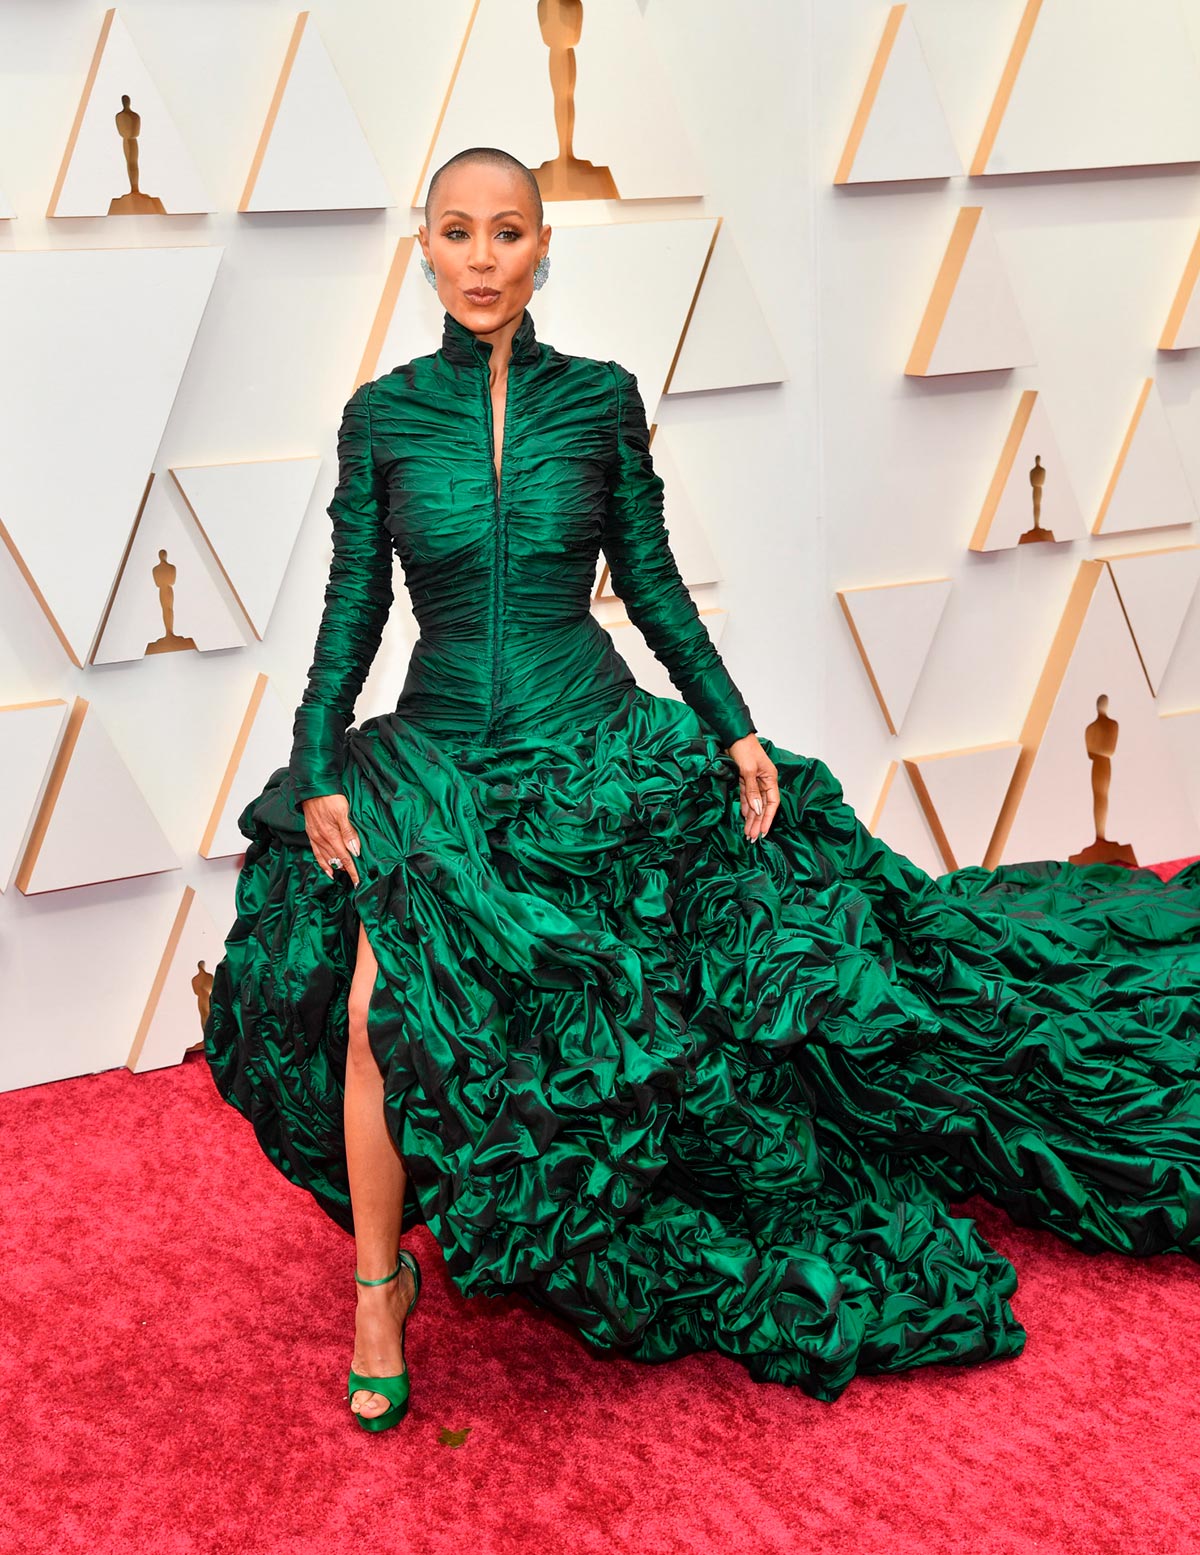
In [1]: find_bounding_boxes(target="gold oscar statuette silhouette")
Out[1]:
[1018,454,1056,545]
[145,548,198,655]
[185,959,214,1053]
[530,0,620,201]
[108,93,167,215]
[1069,693,1137,866]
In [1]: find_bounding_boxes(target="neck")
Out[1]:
[483,334,512,381]
[440,305,539,369]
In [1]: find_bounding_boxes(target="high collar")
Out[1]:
[440,305,540,368]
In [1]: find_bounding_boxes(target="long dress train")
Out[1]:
[203,307,1200,1402]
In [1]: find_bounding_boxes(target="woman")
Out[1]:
[204,146,1200,1432]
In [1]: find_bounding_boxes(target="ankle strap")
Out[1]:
[355,1252,402,1286]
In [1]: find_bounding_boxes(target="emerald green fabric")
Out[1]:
[204,307,1200,1402]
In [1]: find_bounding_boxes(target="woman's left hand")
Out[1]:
[726,732,779,843]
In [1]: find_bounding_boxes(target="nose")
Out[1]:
[468,240,495,273]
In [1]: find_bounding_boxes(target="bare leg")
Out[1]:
[345,916,416,1419]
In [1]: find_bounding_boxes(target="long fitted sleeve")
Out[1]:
[288,379,394,801]
[601,361,756,750]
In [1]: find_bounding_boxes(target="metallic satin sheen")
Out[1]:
[287,304,755,801]
[204,307,1200,1402]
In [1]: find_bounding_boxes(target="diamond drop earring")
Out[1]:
[421,256,437,289]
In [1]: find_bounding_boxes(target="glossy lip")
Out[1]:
[464,288,501,302]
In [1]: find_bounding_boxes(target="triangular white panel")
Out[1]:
[604,607,729,705]
[173,456,321,639]
[972,0,1200,177]
[905,743,1021,870]
[49,9,214,217]
[868,762,945,879]
[128,886,230,1072]
[669,223,786,393]
[1093,379,1198,536]
[17,699,179,893]
[834,5,962,185]
[420,0,703,204]
[597,429,720,601]
[971,390,1085,551]
[92,480,248,664]
[1159,228,1200,350]
[906,208,1036,377]
[0,246,224,664]
[649,437,720,589]
[1000,567,1200,867]
[1160,706,1200,835]
[201,675,294,860]
[240,12,391,213]
[1107,547,1200,695]
[0,700,68,892]
[374,221,717,423]
[837,578,952,734]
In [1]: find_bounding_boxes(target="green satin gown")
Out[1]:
[203,306,1200,1402]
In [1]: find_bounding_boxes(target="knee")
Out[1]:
[346,980,374,1062]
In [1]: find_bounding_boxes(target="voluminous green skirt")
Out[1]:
[203,688,1200,1401]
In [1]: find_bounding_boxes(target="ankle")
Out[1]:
[356,1276,399,1300]
[355,1269,399,1290]
[354,1251,401,1286]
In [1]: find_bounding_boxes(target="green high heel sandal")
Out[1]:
[347,1247,422,1433]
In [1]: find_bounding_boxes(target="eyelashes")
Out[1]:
[442,227,522,241]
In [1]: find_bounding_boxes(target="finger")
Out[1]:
[305,823,336,880]
[742,768,764,840]
[750,766,778,843]
[339,821,361,886]
[323,838,355,884]
[310,824,346,881]
[305,827,331,878]
[743,766,766,841]
[761,770,781,836]
[308,814,360,885]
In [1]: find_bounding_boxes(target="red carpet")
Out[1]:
[4,857,1199,1555]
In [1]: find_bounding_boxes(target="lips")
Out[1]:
[465,289,500,301]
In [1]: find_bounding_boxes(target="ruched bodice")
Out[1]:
[288,306,756,799]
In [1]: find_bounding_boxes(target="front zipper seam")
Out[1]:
[482,359,514,740]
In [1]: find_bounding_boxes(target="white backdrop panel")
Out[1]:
[0,247,224,664]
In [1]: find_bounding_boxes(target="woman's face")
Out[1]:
[420,162,550,339]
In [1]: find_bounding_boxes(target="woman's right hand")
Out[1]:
[300,793,361,885]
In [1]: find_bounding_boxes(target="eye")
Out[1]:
[441,226,523,241]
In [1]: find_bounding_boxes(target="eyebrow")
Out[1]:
[439,209,526,221]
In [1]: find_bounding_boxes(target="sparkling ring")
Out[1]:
[328,856,343,870]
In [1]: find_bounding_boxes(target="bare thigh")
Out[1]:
[348,917,379,1061]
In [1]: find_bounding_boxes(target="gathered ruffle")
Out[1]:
[205,687,1200,1400]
